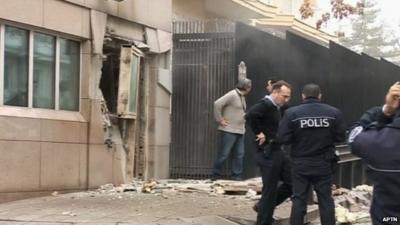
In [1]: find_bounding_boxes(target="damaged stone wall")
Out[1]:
[98,43,142,185]
[134,58,149,179]
[87,10,128,187]
[0,0,172,199]
[98,25,172,183]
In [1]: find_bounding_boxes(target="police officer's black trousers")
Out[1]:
[256,150,292,225]
[290,170,335,225]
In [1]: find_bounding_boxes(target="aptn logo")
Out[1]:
[382,216,399,223]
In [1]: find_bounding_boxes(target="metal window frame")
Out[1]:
[55,37,60,110]
[57,38,81,112]
[129,48,142,116]
[28,31,34,108]
[31,32,58,110]
[117,45,143,119]
[0,24,4,105]
[78,41,82,112]
[0,22,81,111]
[1,25,31,107]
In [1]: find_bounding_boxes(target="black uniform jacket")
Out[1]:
[350,109,400,222]
[245,97,281,147]
[277,98,346,158]
[356,106,394,128]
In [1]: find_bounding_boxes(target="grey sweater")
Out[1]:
[214,89,246,134]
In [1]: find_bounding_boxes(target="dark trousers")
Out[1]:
[290,160,335,225]
[256,150,292,225]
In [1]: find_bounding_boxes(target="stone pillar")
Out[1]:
[144,52,172,179]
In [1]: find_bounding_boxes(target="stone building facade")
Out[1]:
[0,0,172,202]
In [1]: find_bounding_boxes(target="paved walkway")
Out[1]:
[0,190,261,225]
[0,180,322,225]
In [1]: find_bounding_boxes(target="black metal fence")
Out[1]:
[171,21,400,188]
[236,22,399,126]
[236,22,400,187]
[171,21,236,178]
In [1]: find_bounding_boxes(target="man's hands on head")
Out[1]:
[383,82,400,116]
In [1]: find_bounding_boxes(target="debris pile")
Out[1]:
[55,179,374,225]
[333,185,372,224]
[61,178,263,201]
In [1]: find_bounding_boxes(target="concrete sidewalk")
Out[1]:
[0,179,321,225]
[0,189,259,225]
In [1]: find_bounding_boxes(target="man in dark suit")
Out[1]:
[245,80,292,225]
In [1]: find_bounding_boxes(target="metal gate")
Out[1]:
[171,21,400,188]
[170,20,236,179]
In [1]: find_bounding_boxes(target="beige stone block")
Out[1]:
[84,0,118,16]
[40,143,82,189]
[157,67,172,91]
[80,122,89,143]
[88,100,105,144]
[148,55,160,68]
[117,0,171,32]
[79,144,88,188]
[151,146,170,179]
[40,119,82,143]
[153,107,171,146]
[81,7,91,37]
[148,0,172,32]
[43,0,90,38]
[0,141,41,192]
[106,16,144,42]
[146,145,155,179]
[80,41,92,101]
[80,98,91,122]
[88,144,113,188]
[118,0,147,23]
[173,0,210,21]
[0,0,44,28]
[88,56,104,100]
[155,85,171,109]
[81,40,91,55]
[80,53,91,99]
[0,106,85,122]
[0,116,41,141]
[112,148,125,185]
[148,68,157,108]
[90,10,107,55]
[80,98,90,121]
[64,0,85,6]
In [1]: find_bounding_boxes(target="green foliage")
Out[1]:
[339,0,400,62]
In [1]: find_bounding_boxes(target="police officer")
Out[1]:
[245,80,292,225]
[277,84,346,225]
[349,82,400,225]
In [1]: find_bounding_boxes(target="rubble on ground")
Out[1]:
[56,179,373,225]
[333,185,372,224]
[62,178,263,202]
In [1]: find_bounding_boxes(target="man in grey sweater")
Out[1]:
[212,78,252,180]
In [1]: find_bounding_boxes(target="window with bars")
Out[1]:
[0,24,80,111]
